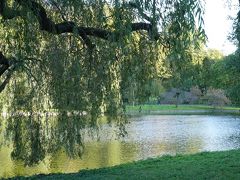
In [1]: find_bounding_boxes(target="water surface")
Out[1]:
[1,115,240,178]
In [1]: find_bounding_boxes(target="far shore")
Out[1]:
[1,105,240,117]
[126,104,240,115]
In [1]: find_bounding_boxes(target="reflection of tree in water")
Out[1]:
[6,115,45,166]
[4,113,127,166]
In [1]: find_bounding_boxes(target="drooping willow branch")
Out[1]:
[0,0,160,92]
[1,0,158,45]
[127,1,153,23]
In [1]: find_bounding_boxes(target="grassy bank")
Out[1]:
[126,104,240,115]
[15,149,240,179]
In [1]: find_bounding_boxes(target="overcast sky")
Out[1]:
[204,0,238,55]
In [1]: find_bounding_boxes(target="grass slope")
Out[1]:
[15,149,240,180]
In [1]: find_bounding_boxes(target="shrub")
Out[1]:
[190,86,202,97]
[160,88,181,104]
[203,88,231,107]
[160,87,202,105]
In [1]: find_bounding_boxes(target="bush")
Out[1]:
[203,88,231,107]
[160,88,181,104]
[160,86,202,105]
[183,86,202,104]
[190,86,202,97]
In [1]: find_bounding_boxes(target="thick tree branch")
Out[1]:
[0,51,16,93]
[0,0,3,15]
[0,51,10,76]
[0,0,159,83]
[0,69,13,92]
[0,0,158,45]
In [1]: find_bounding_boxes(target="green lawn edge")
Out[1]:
[126,104,240,115]
[12,149,240,180]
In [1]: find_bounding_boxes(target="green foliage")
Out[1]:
[1,0,207,165]
[126,104,240,116]
[163,48,224,92]
[0,0,206,133]
[3,113,127,166]
[219,52,240,105]
[6,115,46,166]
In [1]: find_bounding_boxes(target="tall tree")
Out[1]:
[221,0,240,105]
[0,0,206,164]
[0,0,206,116]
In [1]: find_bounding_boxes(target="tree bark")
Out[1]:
[0,51,14,93]
[0,52,9,76]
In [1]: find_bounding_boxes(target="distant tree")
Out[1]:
[220,52,240,105]
[163,48,224,94]
[223,1,240,105]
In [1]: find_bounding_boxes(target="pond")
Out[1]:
[1,115,240,178]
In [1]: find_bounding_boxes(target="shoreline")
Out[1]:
[126,104,240,116]
[126,109,240,116]
[11,149,240,179]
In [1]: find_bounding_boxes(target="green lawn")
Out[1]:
[125,104,240,115]
[17,149,240,179]
[126,104,240,111]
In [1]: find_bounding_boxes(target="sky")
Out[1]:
[204,0,238,55]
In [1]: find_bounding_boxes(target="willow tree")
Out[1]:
[0,0,207,165]
[0,0,205,117]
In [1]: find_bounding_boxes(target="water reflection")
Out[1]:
[1,115,240,178]
[2,113,126,167]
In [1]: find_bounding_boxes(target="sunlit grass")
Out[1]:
[126,104,240,111]
[125,104,240,115]
[22,149,240,179]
